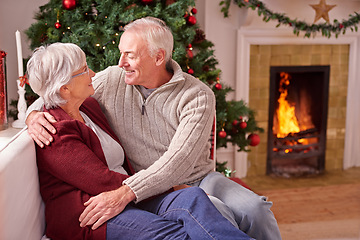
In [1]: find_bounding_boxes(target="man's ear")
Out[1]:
[155,49,166,66]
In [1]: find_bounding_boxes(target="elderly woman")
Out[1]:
[26,42,252,240]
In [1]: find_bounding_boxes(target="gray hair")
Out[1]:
[26,43,86,109]
[124,17,173,63]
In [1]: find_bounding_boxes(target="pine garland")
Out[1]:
[220,0,360,38]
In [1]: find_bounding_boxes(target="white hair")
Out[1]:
[124,17,174,63]
[26,42,86,109]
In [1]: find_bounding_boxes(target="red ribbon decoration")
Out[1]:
[19,74,29,87]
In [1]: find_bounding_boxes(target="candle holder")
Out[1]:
[11,80,27,128]
[13,30,27,129]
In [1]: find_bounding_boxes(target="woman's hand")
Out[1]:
[26,110,57,148]
[79,185,136,230]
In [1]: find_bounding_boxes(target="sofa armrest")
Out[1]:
[0,128,45,240]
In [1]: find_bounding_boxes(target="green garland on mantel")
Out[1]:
[220,0,360,38]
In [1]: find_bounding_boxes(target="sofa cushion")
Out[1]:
[0,128,46,240]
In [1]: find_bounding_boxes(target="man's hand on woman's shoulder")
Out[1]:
[26,110,57,148]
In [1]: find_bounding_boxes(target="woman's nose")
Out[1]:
[89,69,96,77]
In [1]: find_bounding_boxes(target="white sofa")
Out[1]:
[0,125,214,240]
[0,127,46,240]
[0,124,249,240]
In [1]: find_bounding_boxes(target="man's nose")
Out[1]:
[118,55,127,68]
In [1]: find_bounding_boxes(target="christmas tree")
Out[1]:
[25,0,263,157]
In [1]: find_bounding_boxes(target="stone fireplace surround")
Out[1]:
[232,28,360,177]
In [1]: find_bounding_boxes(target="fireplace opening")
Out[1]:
[267,66,330,177]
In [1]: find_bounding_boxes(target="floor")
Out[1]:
[241,167,360,240]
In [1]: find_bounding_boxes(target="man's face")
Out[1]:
[118,31,156,87]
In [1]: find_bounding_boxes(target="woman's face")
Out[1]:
[65,64,95,104]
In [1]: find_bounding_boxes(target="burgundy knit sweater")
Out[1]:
[36,97,134,240]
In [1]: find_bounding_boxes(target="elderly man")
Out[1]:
[26,17,281,240]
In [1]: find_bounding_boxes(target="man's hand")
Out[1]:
[79,185,136,230]
[26,110,57,148]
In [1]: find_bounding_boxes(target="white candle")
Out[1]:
[15,30,23,78]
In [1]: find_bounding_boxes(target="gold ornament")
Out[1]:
[310,0,336,23]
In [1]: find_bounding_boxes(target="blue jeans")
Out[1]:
[106,187,253,240]
[196,172,282,240]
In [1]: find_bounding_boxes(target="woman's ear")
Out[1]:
[155,49,166,66]
[60,85,68,92]
[59,85,70,98]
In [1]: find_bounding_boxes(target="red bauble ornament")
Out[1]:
[232,120,239,126]
[248,133,260,146]
[191,8,197,14]
[62,0,77,10]
[239,121,247,129]
[219,130,227,138]
[55,21,61,29]
[215,83,222,90]
[187,68,194,74]
[141,0,153,5]
[187,49,193,59]
[0,51,6,58]
[186,15,197,25]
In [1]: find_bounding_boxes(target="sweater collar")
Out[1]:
[167,59,185,85]
[134,59,185,96]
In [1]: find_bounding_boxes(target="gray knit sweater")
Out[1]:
[92,60,216,202]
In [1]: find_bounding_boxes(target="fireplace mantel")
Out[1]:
[234,28,360,177]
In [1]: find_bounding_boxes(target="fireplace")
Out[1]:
[267,65,330,177]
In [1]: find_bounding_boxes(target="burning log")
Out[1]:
[273,128,320,155]
[275,128,319,141]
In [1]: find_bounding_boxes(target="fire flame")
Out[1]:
[273,72,315,146]
[275,72,300,138]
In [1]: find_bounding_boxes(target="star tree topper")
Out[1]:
[310,0,336,23]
